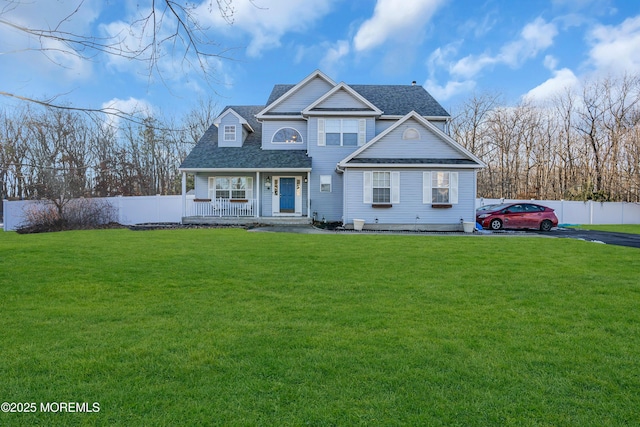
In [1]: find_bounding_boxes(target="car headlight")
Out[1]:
[477,213,491,219]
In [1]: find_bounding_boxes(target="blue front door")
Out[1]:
[280,178,295,213]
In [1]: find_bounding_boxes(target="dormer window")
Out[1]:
[403,128,420,140]
[224,125,236,141]
[272,127,303,144]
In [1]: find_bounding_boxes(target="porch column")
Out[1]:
[307,171,311,220]
[256,171,260,218]
[181,171,186,219]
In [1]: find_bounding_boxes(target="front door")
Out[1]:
[279,178,295,213]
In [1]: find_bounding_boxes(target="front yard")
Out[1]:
[1,229,638,425]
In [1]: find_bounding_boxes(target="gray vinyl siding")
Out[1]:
[375,117,448,135]
[271,78,333,113]
[316,88,369,109]
[306,117,375,222]
[343,169,477,225]
[261,120,308,150]
[218,114,243,147]
[195,174,209,199]
[359,119,462,159]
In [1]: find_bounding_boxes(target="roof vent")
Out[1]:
[412,81,416,86]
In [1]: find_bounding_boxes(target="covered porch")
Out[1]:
[179,169,312,224]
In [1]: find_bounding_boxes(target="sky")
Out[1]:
[1,0,639,119]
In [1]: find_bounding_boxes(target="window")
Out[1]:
[373,172,390,203]
[272,127,303,144]
[363,171,400,204]
[403,128,420,140]
[318,119,365,146]
[224,125,236,141]
[320,175,332,192]
[423,172,458,204]
[209,177,253,200]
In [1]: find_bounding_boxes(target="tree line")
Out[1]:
[451,73,640,202]
[1,73,639,204]
[0,99,216,202]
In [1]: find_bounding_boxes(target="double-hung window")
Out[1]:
[423,172,458,204]
[224,125,236,141]
[363,171,400,205]
[372,172,390,203]
[209,177,253,200]
[318,119,365,146]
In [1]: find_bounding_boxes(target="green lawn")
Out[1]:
[568,224,640,234]
[1,229,639,426]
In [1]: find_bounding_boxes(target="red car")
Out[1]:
[476,203,558,231]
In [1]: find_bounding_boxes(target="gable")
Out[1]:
[303,83,382,116]
[257,71,336,117]
[338,111,485,168]
[314,87,370,110]
[357,117,461,159]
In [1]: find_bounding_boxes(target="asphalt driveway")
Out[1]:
[531,228,640,249]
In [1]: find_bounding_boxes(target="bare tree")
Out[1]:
[0,0,240,113]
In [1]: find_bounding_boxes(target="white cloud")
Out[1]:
[451,17,558,79]
[320,40,350,74]
[101,97,154,129]
[0,0,102,81]
[196,0,335,58]
[588,15,640,75]
[523,68,580,102]
[353,0,446,52]
[543,55,559,70]
[425,79,476,101]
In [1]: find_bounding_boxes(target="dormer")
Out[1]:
[302,82,382,117]
[213,108,254,147]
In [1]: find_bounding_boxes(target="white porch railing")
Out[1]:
[188,198,257,217]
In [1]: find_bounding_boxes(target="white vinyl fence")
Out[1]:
[3,195,191,232]
[477,198,640,226]
[3,195,640,231]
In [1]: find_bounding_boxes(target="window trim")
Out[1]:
[423,171,458,205]
[223,125,236,141]
[402,127,420,140]
[208,176,254,200]
[318,118,366,146]
[272,127,303,144]
[320,175,332,193]
[363,171,400,205]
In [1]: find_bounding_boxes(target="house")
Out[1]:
[178,70,485,230]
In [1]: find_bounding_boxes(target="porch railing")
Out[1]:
[188,198,257,217]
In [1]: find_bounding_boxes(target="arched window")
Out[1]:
[402,127,420,140]
[272,127,303,144]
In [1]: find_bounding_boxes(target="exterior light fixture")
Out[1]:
[265,176,271,189]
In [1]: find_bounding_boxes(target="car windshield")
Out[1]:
[477,204,509,212]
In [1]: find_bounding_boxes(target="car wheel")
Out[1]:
[489,219,503,230]
[540,220,553,232]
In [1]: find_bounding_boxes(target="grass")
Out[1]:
[1,228,639,426]
[567,224,640,234]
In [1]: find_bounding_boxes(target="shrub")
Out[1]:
[17,198,119,233]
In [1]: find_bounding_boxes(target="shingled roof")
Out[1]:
[179,105,312,170]
[266,84,450,117]
[180,80,450,170]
